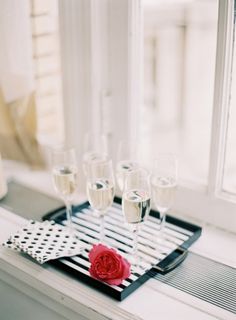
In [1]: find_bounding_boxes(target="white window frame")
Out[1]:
[174,0,236,233]
[59,0,236,233]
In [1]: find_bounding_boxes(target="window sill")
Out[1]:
[0,161,235,320]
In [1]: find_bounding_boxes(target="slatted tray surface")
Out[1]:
[44,198,202,300]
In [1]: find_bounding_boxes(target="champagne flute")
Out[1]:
[122,168,151,267]
[86,158,115,242]
[83,132,108,176]
[116,140,139,193]
[151,154,178,232]
[51,147,78,234]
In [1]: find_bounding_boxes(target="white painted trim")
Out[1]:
[58,0,92,155]
[127,0,142,141]
[108,0,142,157]
[90,0,111,134]
[174,185,236,233]
[172,0,236,233]
[208,0,234,196]
[147,280,235,320]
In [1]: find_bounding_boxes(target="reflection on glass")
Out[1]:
[86,159,115,242]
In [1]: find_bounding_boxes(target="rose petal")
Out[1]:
[94,252,121,277]
[106,277,124,286]
[89,244,109,263]
[89,265,97,279]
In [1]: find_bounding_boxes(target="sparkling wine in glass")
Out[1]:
[122,168,151,267]
[53,165,78,197]
[86,159,115,242]
[52,148,78,234]
[151,154,178,231]
[116,140,139,193]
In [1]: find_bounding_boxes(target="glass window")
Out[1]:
[140,0,218,185]
[223,26,236,195]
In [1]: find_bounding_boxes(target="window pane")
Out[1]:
[139,0,218,184]
[222,17,236,194]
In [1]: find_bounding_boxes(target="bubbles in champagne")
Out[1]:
[122,189,151,224]
[87,178,115,213]
[53,165,78,197]
[151,176,177,213]
[116,160,139,192]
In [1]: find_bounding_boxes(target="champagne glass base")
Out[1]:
[63,223,86,254]
[65,225,79,238]
[125,253,145,274]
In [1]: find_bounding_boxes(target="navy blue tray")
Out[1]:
[43,197,202,301]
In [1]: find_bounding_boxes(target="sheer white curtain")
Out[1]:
[0,0,44,166]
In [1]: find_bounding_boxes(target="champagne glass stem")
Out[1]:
[158,211,166,249]
[65,199,85,252]
[159,211,166,231]
[133,224,140,266]
[100,212,106,243]
[64,198,73,231]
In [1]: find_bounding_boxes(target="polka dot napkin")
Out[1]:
[2,220,83,264]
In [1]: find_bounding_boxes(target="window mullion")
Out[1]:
[58,0,93,153]
[208,0,234,197]
[107,0,142,158]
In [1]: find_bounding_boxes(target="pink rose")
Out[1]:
[88,244,131,285]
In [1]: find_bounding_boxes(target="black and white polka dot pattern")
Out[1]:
[2,220,83,264]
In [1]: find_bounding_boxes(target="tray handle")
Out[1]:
[150,246,188,275]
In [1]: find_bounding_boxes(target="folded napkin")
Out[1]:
[2,220,82,264]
